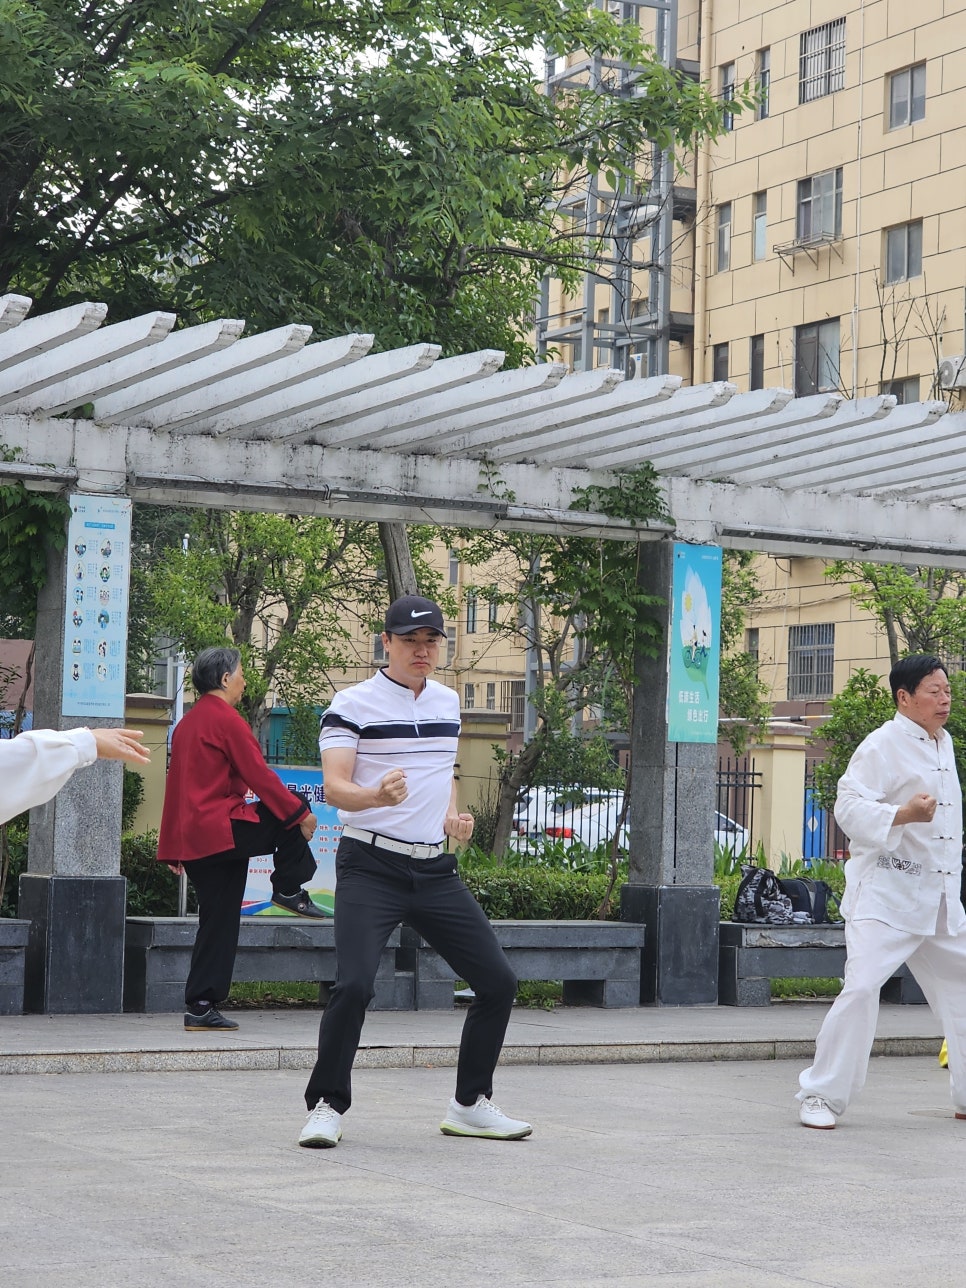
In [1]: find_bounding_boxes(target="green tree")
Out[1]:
[1,0,738,353]
[456,466,669,856]
[826,561,966,669]
[145,508,443,738]
[718,550,771,755]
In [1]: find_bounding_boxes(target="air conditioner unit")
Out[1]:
[938,355,966,389]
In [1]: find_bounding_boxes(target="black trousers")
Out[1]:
[183,796,316,1008]
[304,836,517,1114]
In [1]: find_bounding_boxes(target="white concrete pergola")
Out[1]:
[2,294,966,564]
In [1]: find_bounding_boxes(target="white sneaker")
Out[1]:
[299,1100,343,1148]
[439,1095,532,1140]
[799,1095,836,1130]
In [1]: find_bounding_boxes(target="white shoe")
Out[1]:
[439,1095,532,1140]
[799,1095,836,1129]
[299,1100,343,1148]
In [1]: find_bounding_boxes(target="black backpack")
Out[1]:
[734,864,838,925]
[778,875,839,924]
[734,864,797,925]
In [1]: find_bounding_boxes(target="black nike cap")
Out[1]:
[384,595,446,635]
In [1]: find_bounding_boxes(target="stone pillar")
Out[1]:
[21,543,127,1013]
[621,541,720,1005]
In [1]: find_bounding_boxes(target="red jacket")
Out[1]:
[157,693,308,862]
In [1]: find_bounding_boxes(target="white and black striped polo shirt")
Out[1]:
[319,669,460,844]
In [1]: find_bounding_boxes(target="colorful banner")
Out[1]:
[62,494,132,718]
[242,765,340,916]
[667,543,723,743]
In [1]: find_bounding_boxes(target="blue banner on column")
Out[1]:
[667,543,723,743]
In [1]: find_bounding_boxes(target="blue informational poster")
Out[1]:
[666,543,723,743]
[242,765,340,916]
[61,494,132,718]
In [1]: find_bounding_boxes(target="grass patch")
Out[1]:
[225,981,321,1008]
[771,976,843,1000]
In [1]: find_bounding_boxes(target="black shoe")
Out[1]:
[270,889,328,919]
[183,1007,239,1032]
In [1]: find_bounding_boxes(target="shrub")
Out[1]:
[121,831,196,916]
[458,854,622,919]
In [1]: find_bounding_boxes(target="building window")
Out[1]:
[756,48,771,119]
[881,376,920,404]
[446,626,456,666]
[889,63,926,129]
[488,598,499,632]
[799,18,845,104]
[713,342,729,381]
[720,61,736,131]
[797,168,842,242]
[885,220,923,283]
[716,202,731,272]
[787,624,835,700]
[448,549,459,585]
[485,682,496,711]
[502,679,527,732]
[750,334,765,391]
[794,319,840,396]
[465,592,477,634]
[745,627,760,662]
[463,683,475,710]
[753,191,767,261]
[373,633,386,664]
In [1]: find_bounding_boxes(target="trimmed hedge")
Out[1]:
[459,860,622,920]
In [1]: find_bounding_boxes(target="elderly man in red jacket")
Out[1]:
[159,646,322,1032]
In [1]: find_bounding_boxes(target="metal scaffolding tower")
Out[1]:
[536,0,695,379]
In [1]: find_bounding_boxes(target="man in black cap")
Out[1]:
[298,595,531,1148]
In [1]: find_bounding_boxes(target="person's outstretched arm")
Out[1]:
[0,727,149,825]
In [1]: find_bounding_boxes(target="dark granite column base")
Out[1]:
[19,875,126,1014]
[622,883,720,1005]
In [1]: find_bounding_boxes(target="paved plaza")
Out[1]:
[0,1003,962,1286]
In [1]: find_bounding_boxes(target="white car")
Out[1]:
[512,788,748,854]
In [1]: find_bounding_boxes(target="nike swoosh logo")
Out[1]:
[410,610,433,617]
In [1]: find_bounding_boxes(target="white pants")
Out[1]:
[798,912,966,1117]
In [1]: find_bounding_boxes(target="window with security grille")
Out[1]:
[787,624,834,700]
[501,679,527,731]
[485,682,496,710]
[446,626,456,666]
[799,19,845,103]
[797,169,842,242]
[465,592,477,634]
[885,221,922,283]
[373,633,386,664]
[463,683,475,709]
[889,63,925,129]
[713,342,729,382]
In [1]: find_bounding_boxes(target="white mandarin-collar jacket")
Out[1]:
[834,712,964,935]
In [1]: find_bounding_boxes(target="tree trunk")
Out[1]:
[379,522,418,599]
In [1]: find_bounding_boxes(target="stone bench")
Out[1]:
[123,917,412,1013]
[0,919,30,1015]
[403,919,647,1009]
[718,921,925,1007]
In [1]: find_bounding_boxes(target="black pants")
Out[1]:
[304,836,517,1114]
[183,797,316,1008]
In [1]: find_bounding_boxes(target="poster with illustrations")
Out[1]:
[61,495,132,718]
[667,543,723,743]
[242,766,340,916]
